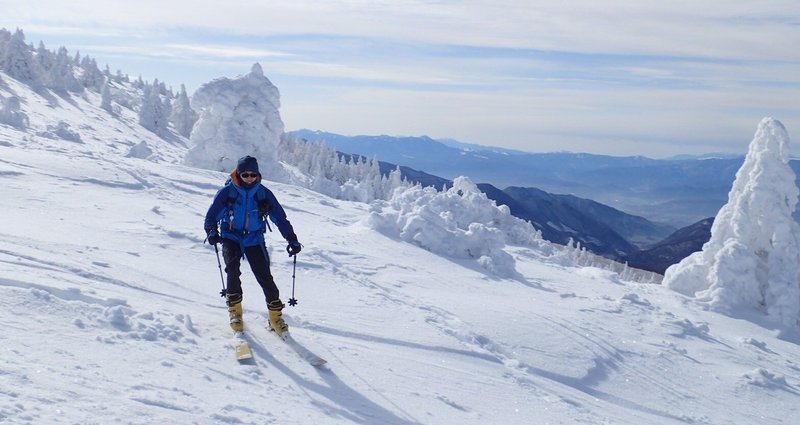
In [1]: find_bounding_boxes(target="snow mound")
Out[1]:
[0,95,29,128]
[127,141,154,159]
[36,121,82,143]
[184,63,286,180]
[741,368,791,390]
[663,118,800,328]
[365,176,543,277]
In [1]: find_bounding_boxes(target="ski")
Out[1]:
[274,331,327,367]
[232,331,253,361]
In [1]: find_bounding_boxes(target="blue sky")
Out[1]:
[3,0,799,158]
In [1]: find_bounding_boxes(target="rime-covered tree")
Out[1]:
[49,46,81,92]
[1,29,38,84]
[80,56,104,91]
[114,69,126,84]
[277,134,410,202]
[664,118,800,328]
[138,83,155,130]
[35,41,55,85]
[185,63,285,176]
[0,28,11,51]
[138,80,170,136]
[100,79,113,112]
[170,84,198,138]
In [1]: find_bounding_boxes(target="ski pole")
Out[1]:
[214,243,227,298]
[288,254,298,306]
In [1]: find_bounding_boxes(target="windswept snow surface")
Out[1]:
[2,73,800,424]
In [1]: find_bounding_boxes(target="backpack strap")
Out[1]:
[255,185,273,232]
[225,184,238,206]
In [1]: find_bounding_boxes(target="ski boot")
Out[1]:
[267,299,288,337]
[226,293,244,332]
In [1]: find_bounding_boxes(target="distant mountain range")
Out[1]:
[325,136,683,268]
[288,129,755,228]
[287,129,795,274]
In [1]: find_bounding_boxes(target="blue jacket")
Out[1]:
[204,171,296,248]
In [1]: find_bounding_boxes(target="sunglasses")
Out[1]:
[240,172,258,179]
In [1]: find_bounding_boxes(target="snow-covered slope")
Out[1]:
[2,72,800,425]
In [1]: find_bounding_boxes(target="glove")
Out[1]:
[207,230,221,245]
[286,240,302,256]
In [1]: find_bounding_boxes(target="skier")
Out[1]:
[204,155,302,337]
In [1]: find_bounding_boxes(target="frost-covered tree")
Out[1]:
[1,29,38,84]
[185,63,285,178]
[138,80,170,136]
[49,46,81,92]
[162,92,172,123]
[34,41,55,85]
[114,69,126,84]
[138,83,155,129]
[663,118,800,328]
[80,56,104,91]
[0,28,11,53]
[100,79,113,112]
[170,84,198,138]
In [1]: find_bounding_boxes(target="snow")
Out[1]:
[2,69,800,425]
[664,118,800,329]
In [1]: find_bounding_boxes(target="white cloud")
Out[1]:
[6,0,799,59]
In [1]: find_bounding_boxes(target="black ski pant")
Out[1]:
[221,238,280,304]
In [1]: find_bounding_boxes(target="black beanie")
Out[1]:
[236,156,259,174]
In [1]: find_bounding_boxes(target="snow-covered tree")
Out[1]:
[114,69,127,84]
[80,56,104,91]
[49,46,81,92]
[138,83,155,129]
[162,93,172,123]
[277,135,411,202]
[0,28,11,53]
[34,41,55,86]
[138,80,169,136]
[100,79,113,112]
[185,63,285,179]
[170,84,198,138]
[1,29,38,84]
[663,118,800,328]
